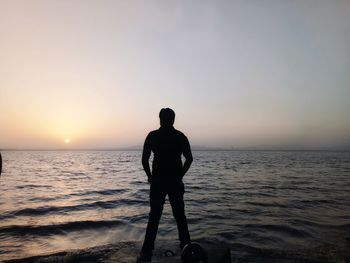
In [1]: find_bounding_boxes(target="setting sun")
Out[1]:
[65,139,70,144]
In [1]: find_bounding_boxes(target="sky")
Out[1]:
[0,0,349,149]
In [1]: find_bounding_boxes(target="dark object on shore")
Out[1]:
[0,152,2,175]
[205,247,231,263]
[181,243,208,263]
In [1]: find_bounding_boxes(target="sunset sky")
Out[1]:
[1,1,349,149]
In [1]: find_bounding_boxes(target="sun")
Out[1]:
[65,138,70,144]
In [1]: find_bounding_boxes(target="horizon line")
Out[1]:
[1,146,350,152]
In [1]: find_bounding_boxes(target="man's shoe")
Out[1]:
[180,241,191,250]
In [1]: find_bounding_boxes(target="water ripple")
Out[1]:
[0,220,125,236]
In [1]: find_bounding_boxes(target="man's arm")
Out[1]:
[182,136,193,177]
[142,135,152,183]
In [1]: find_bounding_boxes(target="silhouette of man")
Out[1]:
[139,108,192,262]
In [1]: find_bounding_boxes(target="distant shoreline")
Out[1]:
[1,148,350,152]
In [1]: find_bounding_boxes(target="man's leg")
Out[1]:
[169,180,191,249]
[141,181,166,258]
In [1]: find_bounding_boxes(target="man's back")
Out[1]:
[139,108,192,262]
[144,127,191,177]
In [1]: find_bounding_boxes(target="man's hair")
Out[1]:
[159,108,175,127]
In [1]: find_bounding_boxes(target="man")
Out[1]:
[139,108,193,262]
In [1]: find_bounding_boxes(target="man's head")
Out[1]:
[159,108,175,127]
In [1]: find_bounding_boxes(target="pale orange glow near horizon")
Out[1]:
[0,1,349,150]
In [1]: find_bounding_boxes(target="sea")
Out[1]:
[0,150,350,262]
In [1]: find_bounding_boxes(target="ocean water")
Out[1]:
[0,150,350,262]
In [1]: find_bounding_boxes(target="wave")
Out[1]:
[241,223,312,238]
[0,198,148,220]
[288,218,350,230]
[245,201,290,208]
[71,188,128,196]
[16,184,53,189]
[0,220,125,236]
